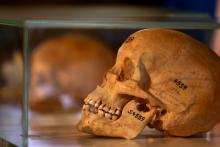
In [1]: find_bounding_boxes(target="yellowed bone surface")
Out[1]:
[78,29,220,139]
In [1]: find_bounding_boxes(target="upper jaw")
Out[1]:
[77,100,157,139]
[83,86,131,121]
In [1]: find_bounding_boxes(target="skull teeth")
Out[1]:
[103,106,110,112]
[89,100,96,105]
[94,101,101,108]
[112,115,118,120]
[104,113,112,119]
[98,109,105,117]
[109,109,115,114]
[84,101,122,120]
[99,104,105,109]
[115,109,121,115]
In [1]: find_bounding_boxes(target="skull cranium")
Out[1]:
[77,29,220,139]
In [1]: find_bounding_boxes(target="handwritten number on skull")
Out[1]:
[125,36,134,43]
[128,110,145,121]
[174,79,188,90]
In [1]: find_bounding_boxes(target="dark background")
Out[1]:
[0,0,217,18]
[0,0,217,63]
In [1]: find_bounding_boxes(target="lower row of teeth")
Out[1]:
[84,100,121,120]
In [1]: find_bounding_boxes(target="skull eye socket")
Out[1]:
[118,57,134,81]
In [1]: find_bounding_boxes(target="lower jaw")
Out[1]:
[77,100,157,139]
[77,104,124,137]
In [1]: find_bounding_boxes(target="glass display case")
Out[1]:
[0,7,220,146]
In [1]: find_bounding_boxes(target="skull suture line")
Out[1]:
[77,29,220,139]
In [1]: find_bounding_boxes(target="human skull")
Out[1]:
[30,34,115,112]
[77,29,220,139]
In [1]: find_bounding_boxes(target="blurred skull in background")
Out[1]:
[0,52,23,104]
[30,34,115,113]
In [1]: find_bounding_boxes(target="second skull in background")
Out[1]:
[30,34,115,113]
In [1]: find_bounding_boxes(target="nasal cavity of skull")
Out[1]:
[117,58,134,81]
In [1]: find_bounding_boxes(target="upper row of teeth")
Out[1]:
[84,99,121,120]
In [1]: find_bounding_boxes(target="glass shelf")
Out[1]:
[0,5,219,29]
[0,16,220,29]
